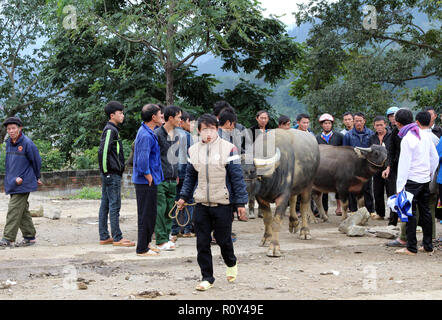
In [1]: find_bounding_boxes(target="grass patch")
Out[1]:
[70,187,102,200]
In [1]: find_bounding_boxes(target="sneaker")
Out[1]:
[15,238,36,247]
[0,238,12,249]
[157,242,176,251]
[416,226,423,233]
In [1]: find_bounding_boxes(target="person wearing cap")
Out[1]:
[0,117,42,248]
[315,113,344,216]
[386,107,399,131]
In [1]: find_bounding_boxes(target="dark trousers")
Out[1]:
[134,184,158,254]
[373,173,396,217]
[349,179,375,213]
[321,193,340,213]
[404,180,433,253]
[194,204,237,284]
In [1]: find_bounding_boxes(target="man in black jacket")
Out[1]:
[425,107,442,138]
[154,105,182,251]
[370,116,394,221]
[98,101,134,247]
[315,113,344,216]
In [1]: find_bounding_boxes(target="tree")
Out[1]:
[63,0,301,105]
[0,0,78,143]
[290,0,441,129]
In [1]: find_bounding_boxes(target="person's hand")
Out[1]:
[16,177,23,185]
[237,207,247,220]
[37,179,43,186]
[144,174,153,186]
[176,177,179,184]
[177,198,185,210]
[382,166,390,179]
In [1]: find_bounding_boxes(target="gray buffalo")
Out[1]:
[308,144,388,221]
[242,128,320,257]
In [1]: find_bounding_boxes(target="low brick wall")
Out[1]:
[0,169,136,198]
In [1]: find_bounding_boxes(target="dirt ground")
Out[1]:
[0,192,441,300]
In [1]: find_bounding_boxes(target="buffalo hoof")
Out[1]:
[260,237,271,247]
[322,214,329,222]
[289,221,300,233]
[299,228,312,240]
[266,245,282,257]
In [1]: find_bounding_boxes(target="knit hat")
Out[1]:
[3,117,23,127]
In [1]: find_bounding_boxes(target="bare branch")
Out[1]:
[372,34,441,55]
[18,78,39,102]
[375,71,437,83]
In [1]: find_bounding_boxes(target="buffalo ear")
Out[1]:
[353,148,366,159]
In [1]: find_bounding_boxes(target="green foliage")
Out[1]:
[409,84,442,110]
[73,146,99,170]
[290,0,441,131]
[70,186,101,200]
[33,139,66,172]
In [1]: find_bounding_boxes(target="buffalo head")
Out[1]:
[353,145,388,168]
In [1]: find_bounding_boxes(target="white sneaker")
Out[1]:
[157,242,175,251]
[416,226,423,233]
[167,241,177,249]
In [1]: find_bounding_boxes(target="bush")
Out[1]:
[73,146,99,170]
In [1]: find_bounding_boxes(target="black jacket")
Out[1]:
[250,124,270,143]
[369,128,392,149]
[98,122,125,176]
[154,125,179,180]
[386,126,401,173]
[432,125,442,138]
[315,131,344,146]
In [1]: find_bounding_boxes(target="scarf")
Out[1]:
[321,131,333,144]
[398,123,420,140]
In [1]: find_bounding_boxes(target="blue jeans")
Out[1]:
[98,174,122,242]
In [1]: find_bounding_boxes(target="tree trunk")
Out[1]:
[165,65,174,105]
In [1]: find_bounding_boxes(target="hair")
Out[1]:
[213,100,234,117]
[141,104,161,123]
[343,112,354,118]
[395,109,413,126]
[164,105,182,122]
[416,111,431,126]
[219,110,237,126]
[104,101,124,119]
[256,110,269,118]
[157,103,165,114]
[424,107,437,114]
[198,113,218,130]
[296,113,310,122]
[373,116,387,124]
[181,111,190,122]
[278,115,291,125]
[353,112,366,120]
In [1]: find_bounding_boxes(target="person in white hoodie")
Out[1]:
[394,109,439,256]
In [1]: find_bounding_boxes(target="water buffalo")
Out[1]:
[242,128,320,257]
[309,144,387,221]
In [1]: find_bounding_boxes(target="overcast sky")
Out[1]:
[259,0,308,27]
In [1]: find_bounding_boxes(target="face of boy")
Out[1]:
[111,110,124,124]
[168,112,182,128]
[199,123,218,143]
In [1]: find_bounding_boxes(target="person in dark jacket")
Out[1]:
[177,114,248,291]
[154,105,182,251]
[343,112,375,214]
[97,101,134,247]
[0,117,42,248]
[425,107,442,138]
[315,113,344,216]
[132,104,165,256]
[370,116,395,221]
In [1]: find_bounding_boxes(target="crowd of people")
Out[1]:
[0,100,440,291]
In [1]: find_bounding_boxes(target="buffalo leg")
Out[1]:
[267,193,289,257]
[257,197,272,247]
[312,190,328,222]
[299,189,313,240]
[289,194,300,233]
